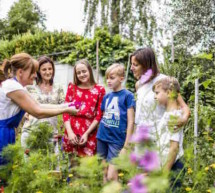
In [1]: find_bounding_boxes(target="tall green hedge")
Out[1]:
[0,30,82,61]
[0,28,136,91]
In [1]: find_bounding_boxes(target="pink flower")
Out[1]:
[130,125,150,143]
[139,151,159,172]
[140,69,153,84]
[68,101,82,109]
[130,152,139,164]
[129,174,147,193]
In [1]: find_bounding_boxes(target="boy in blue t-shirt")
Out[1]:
[97,63,135,182]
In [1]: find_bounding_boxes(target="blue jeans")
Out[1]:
[97,139,123,162]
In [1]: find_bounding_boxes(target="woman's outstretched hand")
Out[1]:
[67,107,79,115]
[168,116,188,133]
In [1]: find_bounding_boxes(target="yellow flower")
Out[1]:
[205,167,209,171]
[68,174,73,177]
[185,187,192,191]
[33,170,38,174]
[36,191,43,193]
[187,168,193,174]
[118,172,124,177]
[210,163,215,169]
[207,189,211,193]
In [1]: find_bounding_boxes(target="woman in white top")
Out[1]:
[0,53,78,165]
[130,48,190,154]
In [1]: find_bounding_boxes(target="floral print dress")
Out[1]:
[63,83,105,156]
[21,84,65,148]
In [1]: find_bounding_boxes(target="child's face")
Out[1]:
[154,85,168,106]
[76,63,90,84]
[107,71,124,91]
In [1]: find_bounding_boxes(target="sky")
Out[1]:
[0,0,85,35]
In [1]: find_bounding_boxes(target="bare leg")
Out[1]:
[102,159,108,184]
[107,164,118,181]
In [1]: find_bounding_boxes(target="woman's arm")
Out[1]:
[7,90,78,119]
[177,94,190,126]
[120,107,135,154]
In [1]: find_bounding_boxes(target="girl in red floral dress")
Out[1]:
[63,59,105,156]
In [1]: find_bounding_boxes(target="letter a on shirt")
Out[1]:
[102,97,120,128]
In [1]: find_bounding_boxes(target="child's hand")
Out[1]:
[68,132,79,145]
[79,133,88,145]
[119,148,127,156]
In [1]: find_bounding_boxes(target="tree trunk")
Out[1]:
[110,0,120,35]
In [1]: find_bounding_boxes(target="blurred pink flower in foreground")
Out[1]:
[130,152,139,164]
[130,174,147,193]
[130,125,150,143]
[139,150,159,172]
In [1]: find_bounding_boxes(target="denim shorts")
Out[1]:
[169,158,185,192]
[97,139,123,162]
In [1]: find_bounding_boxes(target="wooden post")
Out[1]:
[96,40,99,83]
[171,29,175,63]
[194,79,199,169]
[124,54,131,87]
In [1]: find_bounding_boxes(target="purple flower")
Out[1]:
[130,125,150,143]
[140,69,153,84]
[68,101,82,109]
[129,174,147,193]
[139,151,159,172]
[130,152,139,164]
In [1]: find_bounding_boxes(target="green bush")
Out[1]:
[0,30,82,61]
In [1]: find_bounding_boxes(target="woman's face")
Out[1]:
[19,67,37,86]
[39,62,54,83]
[75,63,90,84]
[130,56,144,80]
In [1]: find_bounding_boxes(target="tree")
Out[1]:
[83,0,157,45]
[1,0,46,39]
[170,0,215,51]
